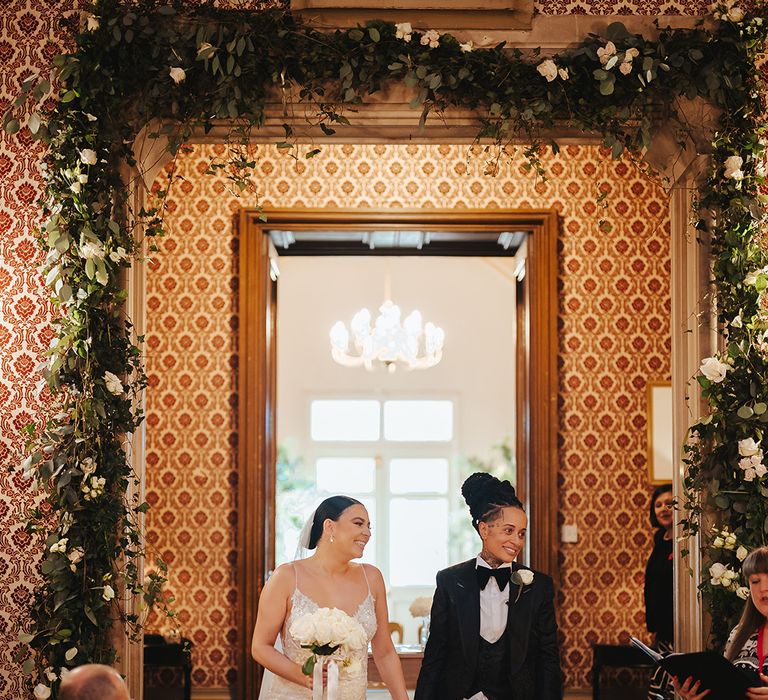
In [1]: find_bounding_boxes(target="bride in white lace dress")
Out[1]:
[251,496,409,700]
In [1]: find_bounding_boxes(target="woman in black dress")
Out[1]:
[645,483,674,700]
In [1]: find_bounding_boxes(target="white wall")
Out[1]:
[275,255,517,641]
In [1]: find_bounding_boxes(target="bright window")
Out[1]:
[389,458,448,494]
[310,400,380,441]
[389,498,449,586]
[316,458,376,492]
[383,400,453,441]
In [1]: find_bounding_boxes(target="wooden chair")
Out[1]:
[388,621,404,644]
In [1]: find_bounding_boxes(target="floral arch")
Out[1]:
[4,0,767,696]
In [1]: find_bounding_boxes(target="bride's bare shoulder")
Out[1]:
[266,562,298,591]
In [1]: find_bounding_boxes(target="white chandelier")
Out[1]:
[329,300,445,372]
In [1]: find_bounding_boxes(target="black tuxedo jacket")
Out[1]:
[414,560,563,700]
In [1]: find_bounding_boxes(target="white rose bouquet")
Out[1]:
[289,607,367,676]
[408,596,433,618]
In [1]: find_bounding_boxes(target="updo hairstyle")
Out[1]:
[461,472,523,531]
[308,495,362,549]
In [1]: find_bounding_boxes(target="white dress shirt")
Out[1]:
[465,556,511,700]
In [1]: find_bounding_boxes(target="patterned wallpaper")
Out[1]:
[145,142,671,690]
[0,0,684,696]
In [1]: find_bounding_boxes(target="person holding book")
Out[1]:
[645,483,674,700]
[674,545,768,699]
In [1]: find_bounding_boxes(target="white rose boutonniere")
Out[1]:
[511,568,534,603]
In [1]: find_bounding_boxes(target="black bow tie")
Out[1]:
[477,566,510,590]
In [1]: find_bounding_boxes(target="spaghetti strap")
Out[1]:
[360,563,371,594]
[292,562,299,592]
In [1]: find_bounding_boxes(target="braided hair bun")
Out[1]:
[461,472,523,529]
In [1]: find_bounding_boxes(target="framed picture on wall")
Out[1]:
[647,381,674,484]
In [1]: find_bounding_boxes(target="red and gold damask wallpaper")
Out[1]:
[1,0,697,696]
[144,142,671,691]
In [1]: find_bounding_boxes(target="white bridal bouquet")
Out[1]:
[289,607,367,676]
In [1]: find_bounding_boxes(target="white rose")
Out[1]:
[743,467,757,481]
[724,155,744,180]
[50,537,68,554]
[85,15,99,32]
[619,61,632,75]
[517,569,535,585]
[79,149,97,166]
[70,181,81,194]
[459,41,473,53]
[756,463,768,478]
[33,684,51,700]
[736,586,750,599]
[44,668,57,683]
[102,584,115,601]
[79,240,105,260]
[103,371,124,395]
[109,246,128,263]
[739,438,761,457]
[420,29,440,49]
[724,534,737,549]
[169,66,186,84]
[395,22,412,42]
[700,356,729,382]
[713,536,725,548]
[289,615,314,643]
[737,545,749,561]
[78,173,88,184]
[558,68,569,80]
[709,562,727,584]
[726,5,744,21]
[536,59,558,82]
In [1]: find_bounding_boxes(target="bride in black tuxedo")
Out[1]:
[415,472,563,700]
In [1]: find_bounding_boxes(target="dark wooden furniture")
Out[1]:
[592,644,655,700]
[368,644,424,689]
[144,633,193,700]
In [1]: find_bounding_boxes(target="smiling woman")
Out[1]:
[250,495,410,700]
[415,472,562,700]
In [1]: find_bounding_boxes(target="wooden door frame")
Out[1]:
[237,207,558,700]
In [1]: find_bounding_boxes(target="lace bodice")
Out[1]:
[264,565,377,700]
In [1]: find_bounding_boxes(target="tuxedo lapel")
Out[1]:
[506,563,535,672]
[453,561,480,672]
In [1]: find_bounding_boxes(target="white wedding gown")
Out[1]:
[263,566,378,700]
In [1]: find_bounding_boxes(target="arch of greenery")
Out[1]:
[5,0,767,695]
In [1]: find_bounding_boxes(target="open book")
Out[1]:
[630,637,760,700]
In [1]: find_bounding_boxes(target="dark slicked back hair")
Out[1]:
[726,546,768,661]
[649,483,673,529]
[461,472,523,532]
[308,495,362,549]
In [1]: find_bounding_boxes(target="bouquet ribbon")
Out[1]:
[312,657,339,700]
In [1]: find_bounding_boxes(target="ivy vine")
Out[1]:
[3,0,766,696]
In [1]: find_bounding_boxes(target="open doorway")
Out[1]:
[236,208,558,697]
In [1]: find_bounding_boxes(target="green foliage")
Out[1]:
[2,0,766,694]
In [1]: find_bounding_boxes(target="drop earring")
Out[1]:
[330,534,335,543]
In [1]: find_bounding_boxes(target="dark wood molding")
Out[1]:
[237,207,559,699]
[236,212,277,700]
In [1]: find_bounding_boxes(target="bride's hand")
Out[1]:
[672,675,711,699]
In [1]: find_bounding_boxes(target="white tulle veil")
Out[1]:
[257,505,319,699]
